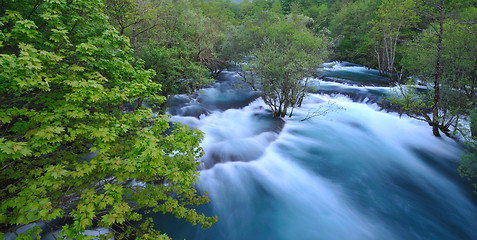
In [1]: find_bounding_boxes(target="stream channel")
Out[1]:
[156,62,477,240]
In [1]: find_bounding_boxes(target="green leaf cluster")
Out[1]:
[0,0,215,238]
[103,0,236,110]
[459,109,477,194]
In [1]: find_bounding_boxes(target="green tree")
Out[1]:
[0,0,216,238]
[198,0,239,77]
[390,0,477,137]
[370,0,418,80]
[104,0,230,110]
[454,5,477,194]
[225,12,330,117]
[419,0,448,137]
[329,0,380,65]
[103,0,137,36]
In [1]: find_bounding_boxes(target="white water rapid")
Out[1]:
[160,62,477,240]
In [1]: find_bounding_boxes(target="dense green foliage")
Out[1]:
[223,11,330,117]
[459,108,477,194]
[1,0,477,237]
[383,0,476,138]
[370,0,418,79]
[329,0,380,64]
[103,0,230,110]
[0,0,216,238]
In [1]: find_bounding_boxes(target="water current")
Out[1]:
[160,62,477,240]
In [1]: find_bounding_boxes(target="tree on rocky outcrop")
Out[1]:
[224,12,330,117]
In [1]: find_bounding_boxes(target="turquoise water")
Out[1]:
[162,62,477,239]
[319,62,392,86]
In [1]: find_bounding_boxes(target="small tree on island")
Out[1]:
[223,12,330,117]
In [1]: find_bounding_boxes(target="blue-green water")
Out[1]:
[319,62,392,86]
[164,62,477,239]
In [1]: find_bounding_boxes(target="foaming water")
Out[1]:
[172,100,283,169]
[311,78,390,96]
[320,61,391,86]
[167,71,258,117]
[160,64,477,240]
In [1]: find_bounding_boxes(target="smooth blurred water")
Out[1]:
[161,62,477,240]
[319,62,392,86]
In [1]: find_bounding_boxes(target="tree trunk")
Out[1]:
[381,40,386,76]
[471,64,476,106]
[375,42,382,76]
[432,0,445,137]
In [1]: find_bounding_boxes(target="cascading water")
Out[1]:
[160,62,477,239]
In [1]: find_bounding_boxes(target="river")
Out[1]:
[158,62,477,240]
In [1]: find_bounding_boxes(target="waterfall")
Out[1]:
[159,62,477,240]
